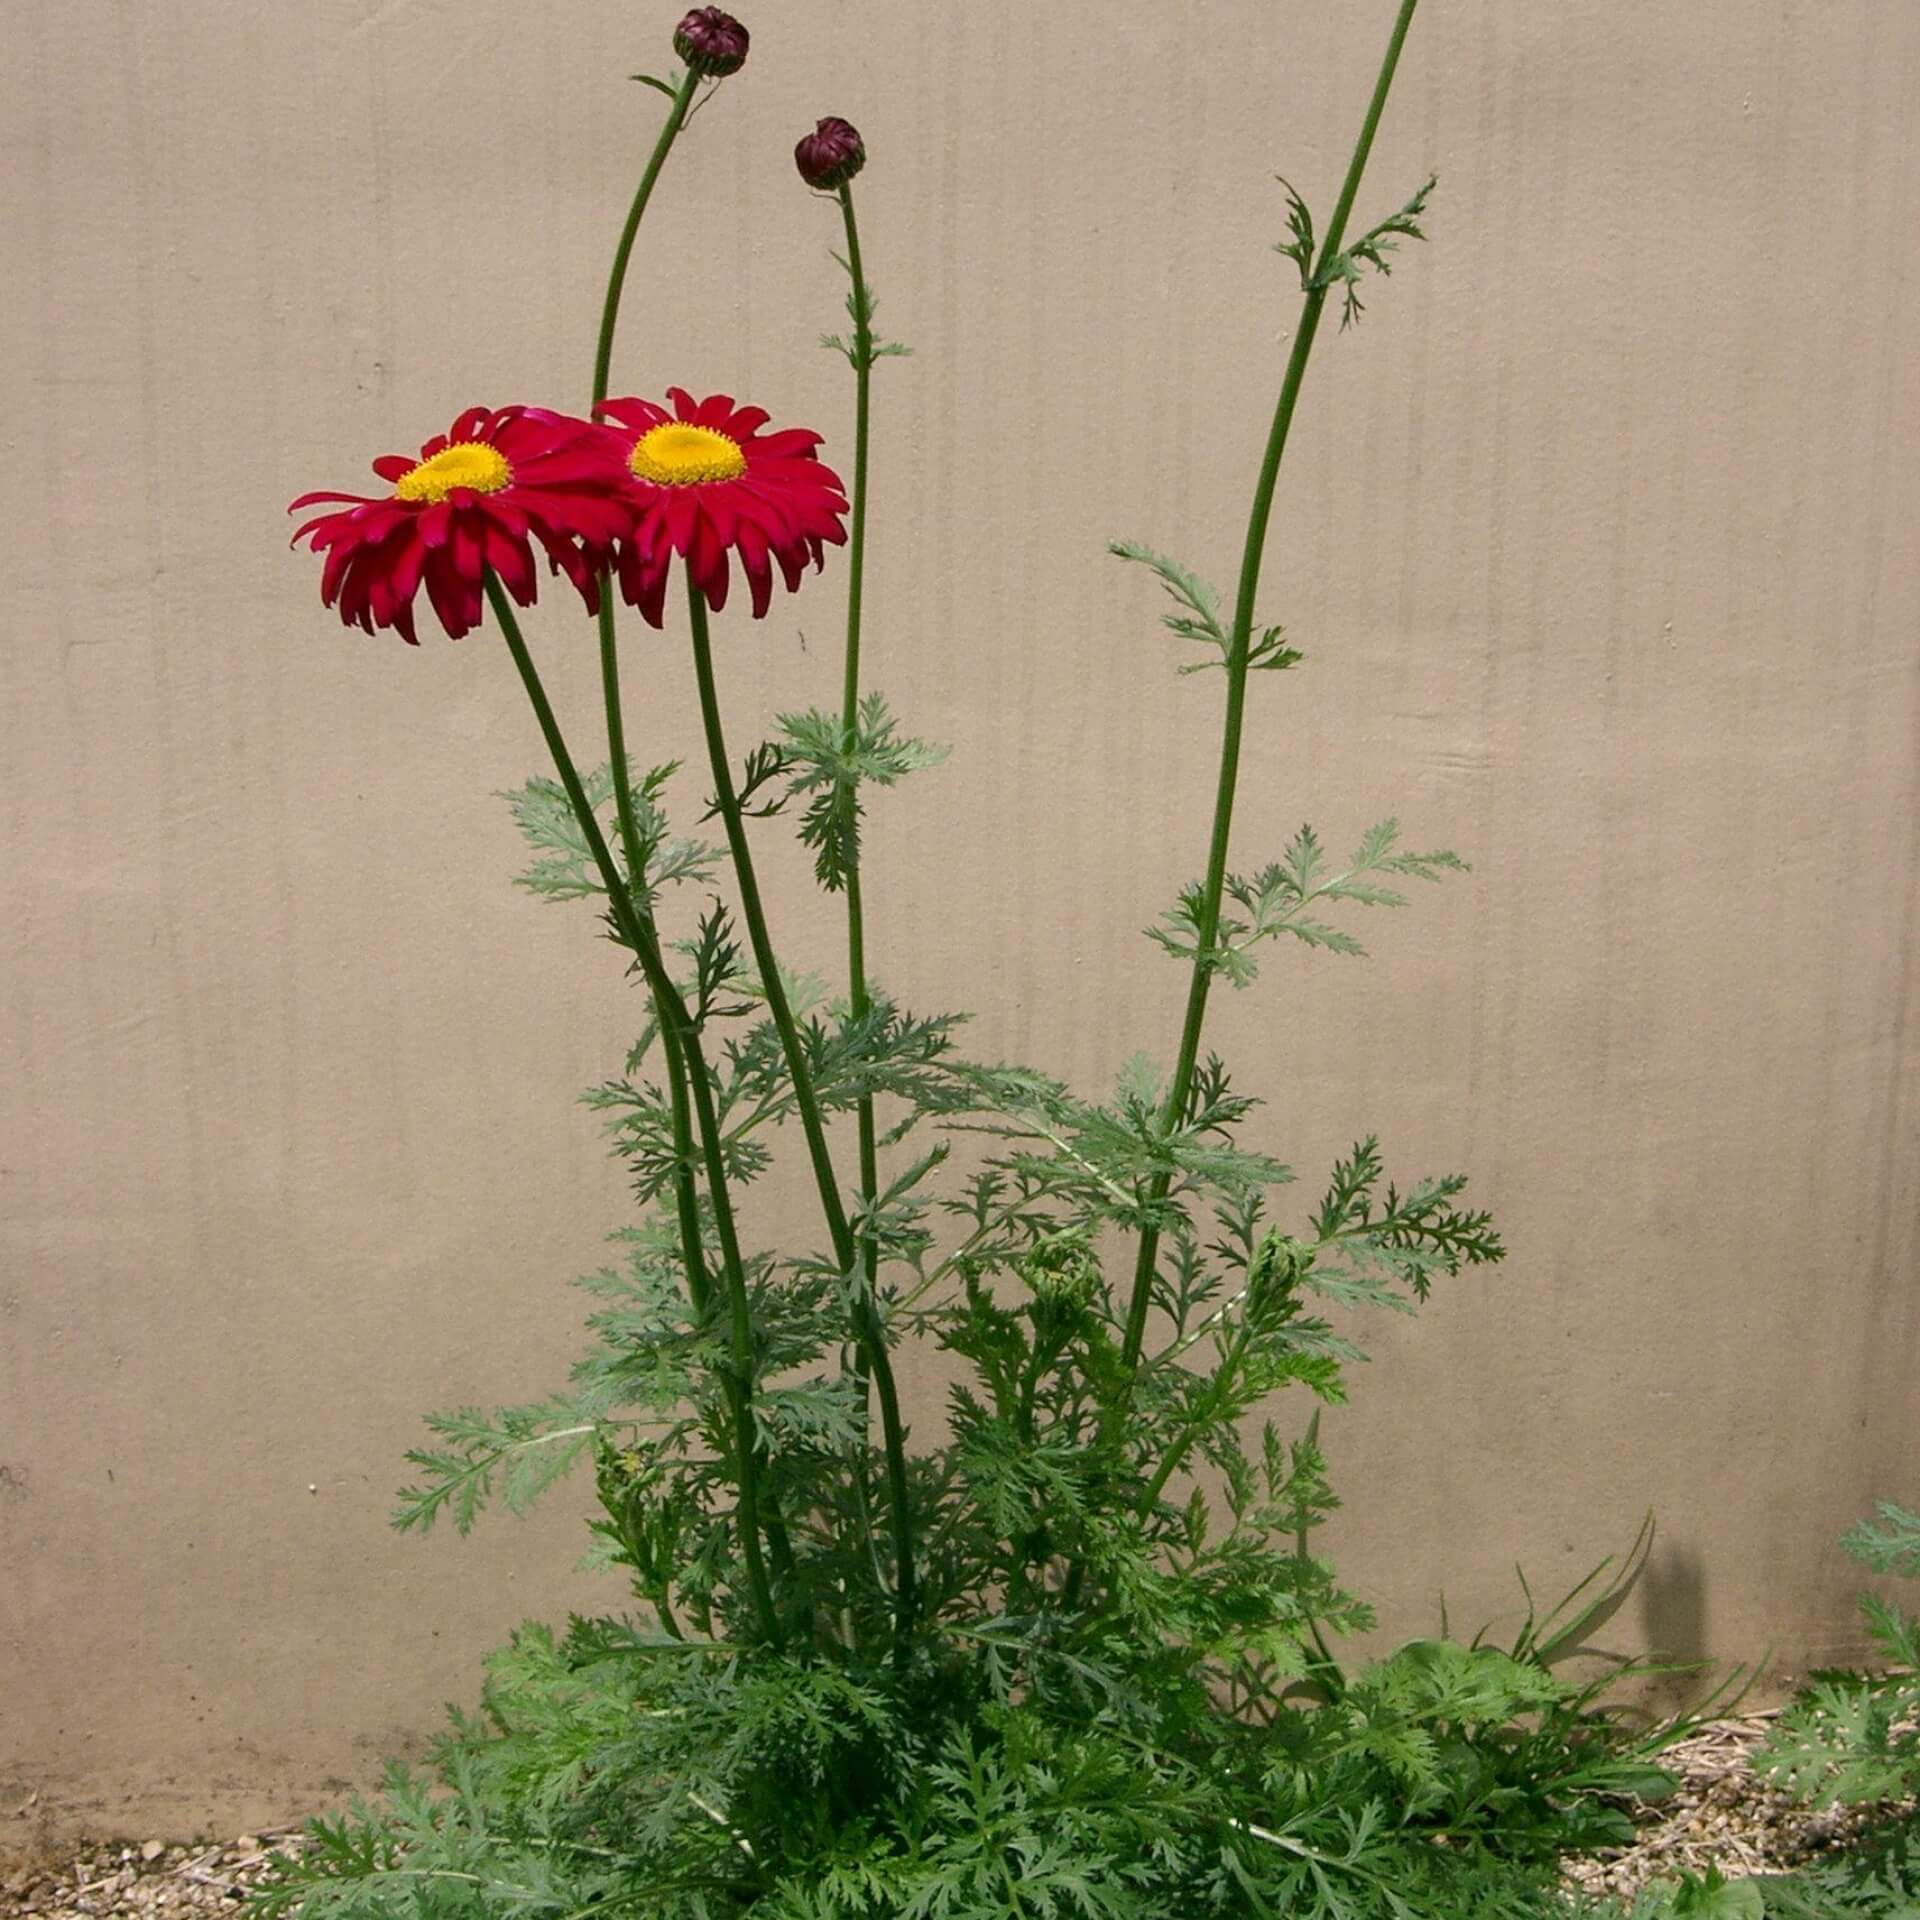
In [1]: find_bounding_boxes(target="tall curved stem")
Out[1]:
[591,70,700,411]
[683,574,919,1657]
[579,60,801,1590]
[1117,0,1422,1376]
[484,575,782,1648]
[835,182,881,1406]
[588,63,708,1319]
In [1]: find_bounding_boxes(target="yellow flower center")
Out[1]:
[628,422,746,486]
[394,441,512,503]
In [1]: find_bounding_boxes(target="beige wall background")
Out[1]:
[4,0,1918,1844]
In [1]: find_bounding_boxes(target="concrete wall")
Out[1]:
[4,0,1918,1842]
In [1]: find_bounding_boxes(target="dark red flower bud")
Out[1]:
[794,116,866,191]
[673,7,749,77]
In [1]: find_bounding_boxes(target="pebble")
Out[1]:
[1562,1711,1915,1901]
[0,1832,303,1920]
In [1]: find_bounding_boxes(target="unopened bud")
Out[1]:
[795,116,866,191]
[673,7,749,77]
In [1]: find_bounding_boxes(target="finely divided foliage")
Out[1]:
[1147,821,1470,982]
[1274,171,1438,332]
[1758,1503,1920,1810]
[257,5,1769,1919]
[778,694,948,892]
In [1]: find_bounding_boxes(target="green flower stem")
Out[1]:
[483,573,783,1649]
[581,64,805,1585]
[836,182,882,1389]
[599,599,804,1587]
[591,67,701,413]
[684,573,919,1656]
[587,60,710,1327]
[1117,0,1421,1376]
[595,600,714,1307]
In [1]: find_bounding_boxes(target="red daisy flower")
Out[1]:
[288,406,627,643]
[596,390,848,628]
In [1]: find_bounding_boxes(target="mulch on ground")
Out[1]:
[1564,1711,1909,1903]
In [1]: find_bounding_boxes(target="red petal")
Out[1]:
[691,523,728,614]
[663,488,698,557]
[486,525,536,604]
[422,550,465,636]
[288,488,378,513]
[319,533,357,606]
[449,510,484,583]
[699,483,739,549]
[483,495,530,539]
[290,510,346,549]
[597,395,669,431]
[633,549,669,629]
[388,528,426,606]
[735,518,773,618]
[752,428,824,459]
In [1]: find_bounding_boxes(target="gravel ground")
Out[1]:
[0,1832,307,1920]
[0,1715,1908,1918]
[1563,1711,1912,1903]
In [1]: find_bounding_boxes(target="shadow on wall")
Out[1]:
[1639,1539,1711,1707]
